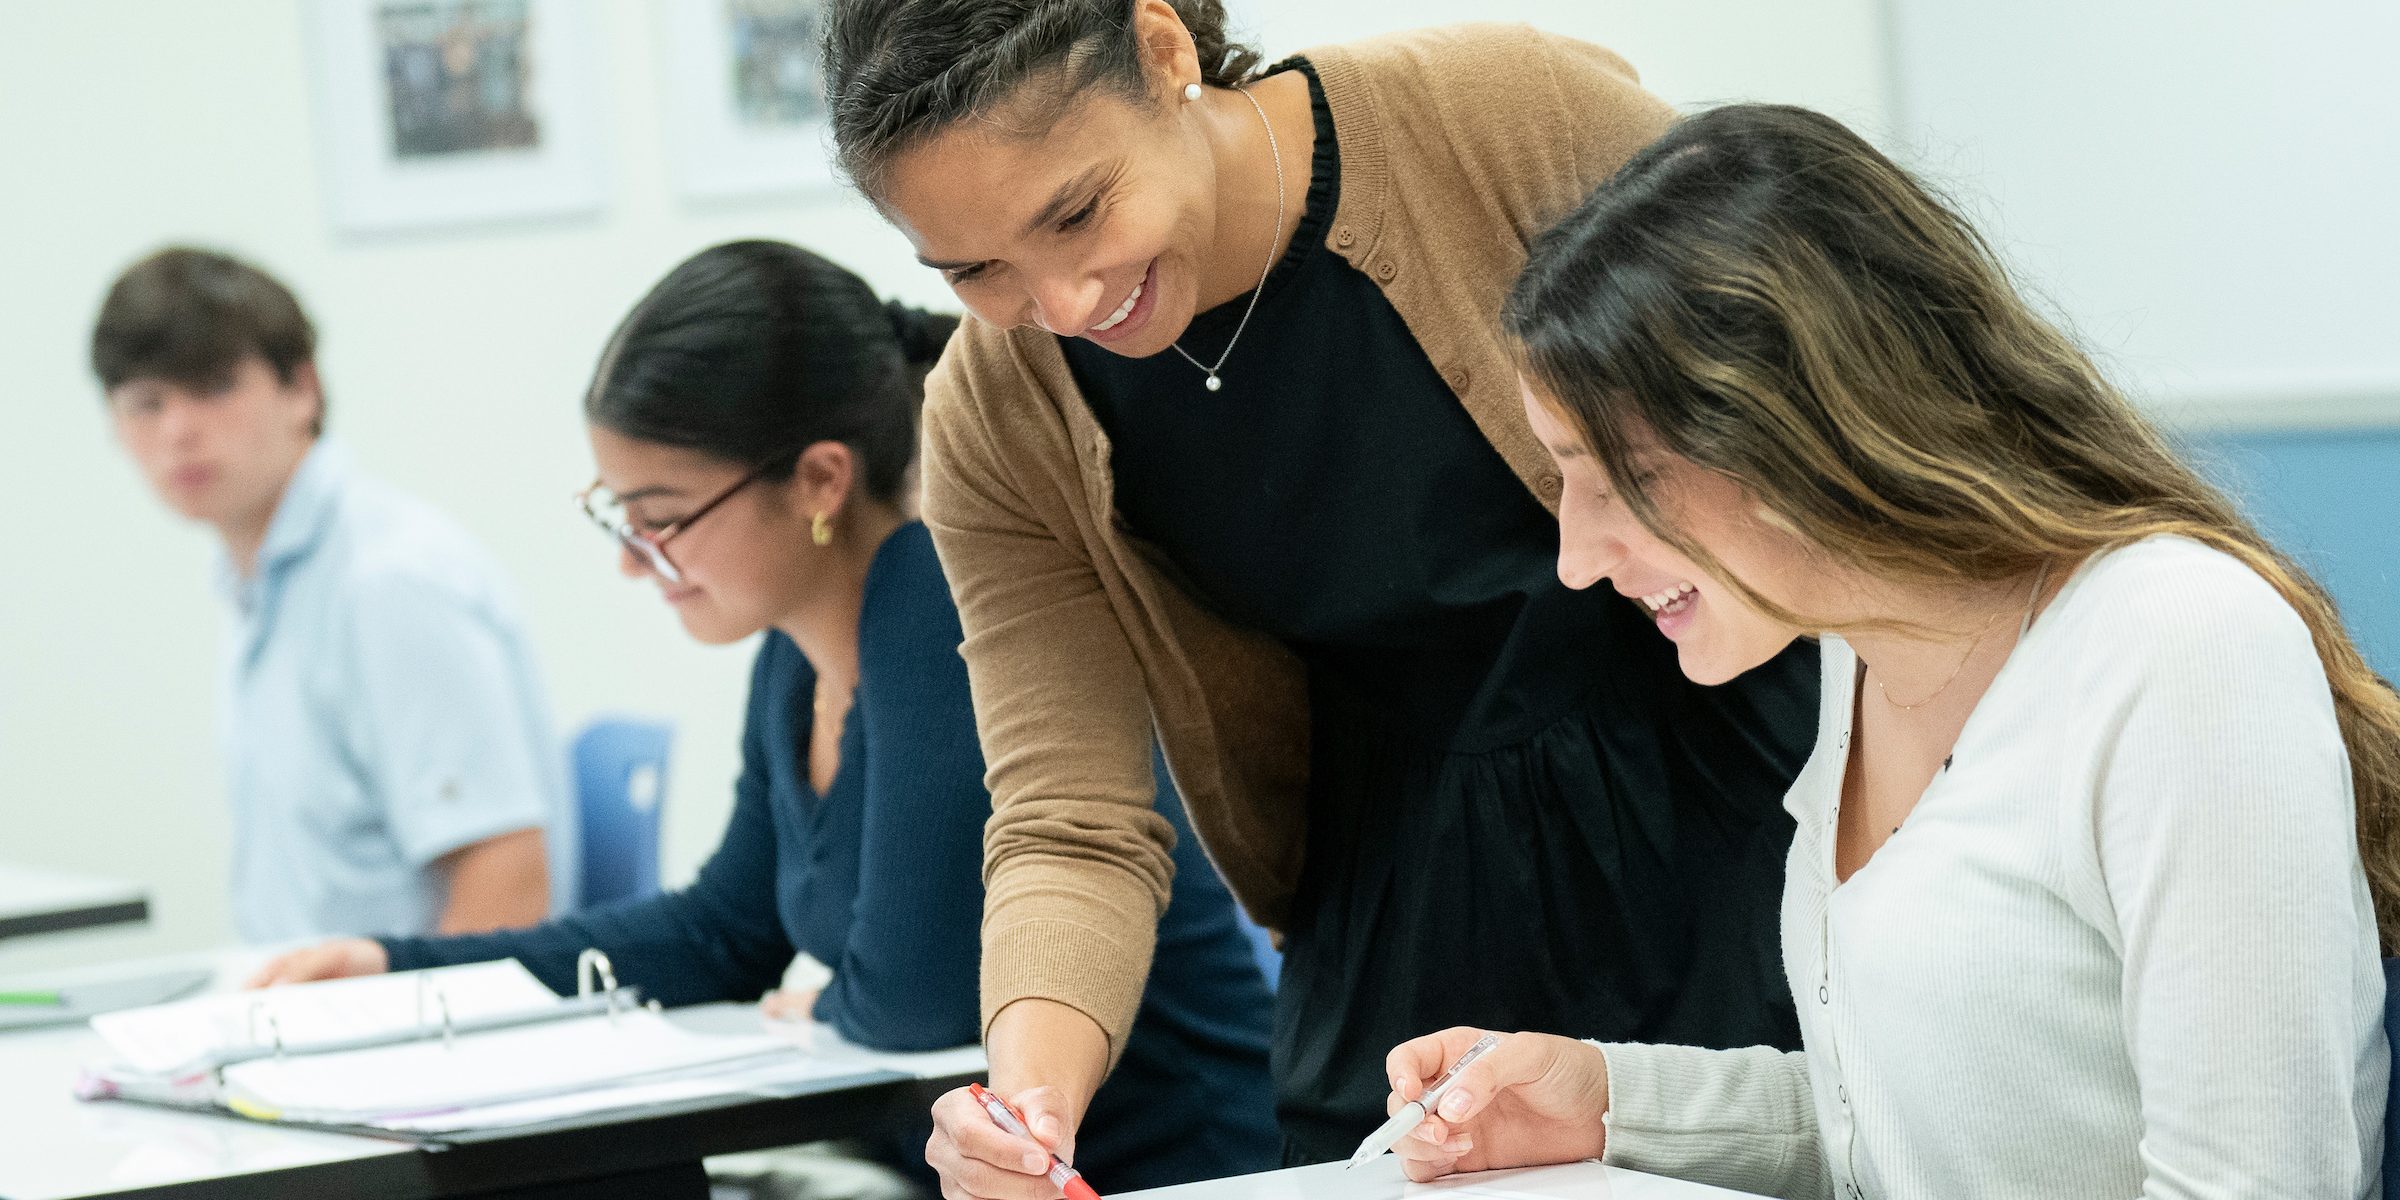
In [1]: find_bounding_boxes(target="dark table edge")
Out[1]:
[0,899,149,943]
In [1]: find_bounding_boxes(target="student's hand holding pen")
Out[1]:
[245,937,390,988]
[1378,1028,1613,1182]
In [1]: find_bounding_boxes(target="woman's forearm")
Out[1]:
[987,997,1113,1126]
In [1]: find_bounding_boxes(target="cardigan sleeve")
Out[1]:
[805,541,991,1051]
[2068,553,2381,1198]
[381,642,797,1006]
[918,337,1177,1059]
[1597,1041,1831,1200]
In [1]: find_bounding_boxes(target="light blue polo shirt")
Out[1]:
[217,441,577,942]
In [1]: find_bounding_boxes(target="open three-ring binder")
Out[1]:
[74,952,979,1143]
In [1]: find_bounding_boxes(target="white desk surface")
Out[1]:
[0,948,988,1200]
[0,864,148,936]
[0,950,411,1200]
[1121,1158,1766,1200]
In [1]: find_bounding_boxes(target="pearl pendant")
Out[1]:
[1204,374,1223,392]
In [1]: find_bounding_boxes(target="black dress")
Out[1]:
[1062,61,1818,1164]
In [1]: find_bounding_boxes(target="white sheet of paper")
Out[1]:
[1116,1158,1767,1200]
[1416,1161,1765,1200]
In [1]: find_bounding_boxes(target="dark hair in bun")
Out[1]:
[585,240,958,504]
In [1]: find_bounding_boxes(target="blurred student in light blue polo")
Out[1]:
[88,246,575,941]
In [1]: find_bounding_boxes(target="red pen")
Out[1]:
[967,1082,1102,1200]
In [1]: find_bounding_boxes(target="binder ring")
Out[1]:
[247,1003,286,1060]
[577,948,623,1023]
[437,992,456,1051]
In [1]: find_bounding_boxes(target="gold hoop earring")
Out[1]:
[811,512,832,546]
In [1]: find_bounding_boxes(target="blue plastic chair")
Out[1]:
[1238,910,1282,992]
[2383,958,2398,1197]
[572,717,672,909]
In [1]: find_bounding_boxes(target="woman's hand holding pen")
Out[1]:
[928,1083,1081,1200]
[1382,1028,1613,1182]
[928,997,1109,1200]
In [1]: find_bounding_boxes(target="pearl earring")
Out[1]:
[1183,82,1202,103]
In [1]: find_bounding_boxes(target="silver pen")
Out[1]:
[1346,1032,1502,1169]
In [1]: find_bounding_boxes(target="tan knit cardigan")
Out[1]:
[918,23,1675,1054]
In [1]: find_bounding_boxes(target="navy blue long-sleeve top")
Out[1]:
[382,523,1278,1187]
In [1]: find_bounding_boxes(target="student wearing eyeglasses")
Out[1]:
[90,246,574,942]
[249,240,1279,1192]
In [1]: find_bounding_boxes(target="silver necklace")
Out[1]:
[1172,85,1284,393]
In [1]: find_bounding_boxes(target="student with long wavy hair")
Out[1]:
[1378,104,2395,1199]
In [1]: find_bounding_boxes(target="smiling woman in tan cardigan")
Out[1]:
[820,1,1821,1191]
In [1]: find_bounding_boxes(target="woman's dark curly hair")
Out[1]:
[821,0,1261,194]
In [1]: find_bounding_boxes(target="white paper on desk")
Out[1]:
[91,959,557,1076]
[221,1009,790,1122]
[1412,1162,1766,1200]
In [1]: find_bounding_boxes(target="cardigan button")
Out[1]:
[1446,364,1472,391]
[1337,226,1356,248]
[1377,260,1398,281]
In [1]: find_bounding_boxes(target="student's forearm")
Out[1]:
[435,827,549,934]
[987,997,1111,1123]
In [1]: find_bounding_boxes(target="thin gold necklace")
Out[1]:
[1873,567,2049,712]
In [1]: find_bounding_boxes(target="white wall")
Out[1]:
[1228,0,1891,125]
[1885,0,2400,431]
[0,0,1888,974]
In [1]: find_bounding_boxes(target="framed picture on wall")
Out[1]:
[304,0,610,235]
[658,0,840,203]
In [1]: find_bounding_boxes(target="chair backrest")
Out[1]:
[2384,957,2398,1198]
[572,717,672,909]
[1236,910,1281,992]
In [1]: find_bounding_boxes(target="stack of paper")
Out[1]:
[368,1022,988,1135]
[219,1007,792,1123]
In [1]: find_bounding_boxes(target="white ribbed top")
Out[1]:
[1597,536,2387,1199]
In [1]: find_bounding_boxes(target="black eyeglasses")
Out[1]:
[575,459,782,584]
